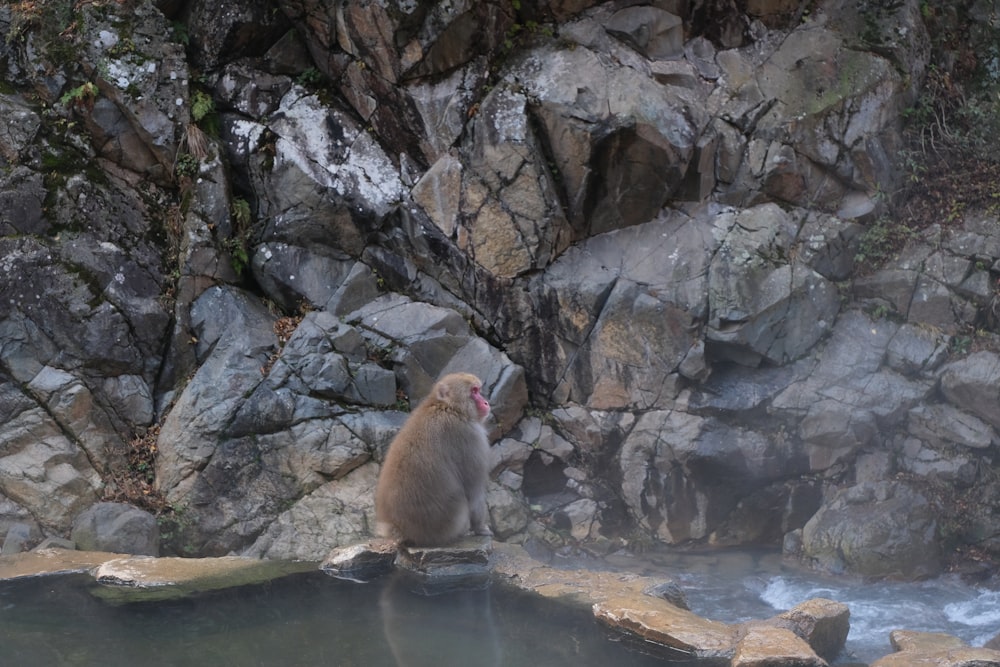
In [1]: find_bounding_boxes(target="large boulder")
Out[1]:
[796,481,942,579]
[71,502,159,556]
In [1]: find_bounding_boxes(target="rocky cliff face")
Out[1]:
[1,0,999,576]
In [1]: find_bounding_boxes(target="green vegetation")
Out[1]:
[854,215,915,267]
[189,89,221,136]
[296,67,325,88]
[226,197,254,276]
[59,81,98,111]
[855,1,1000,275]
[174,152,200,179]
[191,89,214,123]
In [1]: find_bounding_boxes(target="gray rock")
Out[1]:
[605,7,684,60]
[908,404,998,451]
[707,204,840,365]
[486,483,531,540]
[940,351,1000,430]
[2,523,35,555]
[0,166,46,236]
[799,481,941,579]
[155,286,277,496]
[243,462,380,561]
[33,537,76,551]
[885,323,949,376]
[71,502,159,556]
[251,243,357,311]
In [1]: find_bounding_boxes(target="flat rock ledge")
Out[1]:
[0,548,315,602]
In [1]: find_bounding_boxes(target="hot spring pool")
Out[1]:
[0,569,690,667]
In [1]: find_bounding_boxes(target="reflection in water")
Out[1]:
[0,570,673,666]
[380,572,501,667]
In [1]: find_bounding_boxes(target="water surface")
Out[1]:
[604,547,1000,665]
[0,570,688,667]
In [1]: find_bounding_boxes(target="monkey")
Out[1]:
[375,372,494,547]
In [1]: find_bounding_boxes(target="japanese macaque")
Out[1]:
[375,372,494,547]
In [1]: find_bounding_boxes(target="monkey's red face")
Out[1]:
[471,385,490,421]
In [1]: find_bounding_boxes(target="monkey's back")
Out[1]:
[375,404,489,546]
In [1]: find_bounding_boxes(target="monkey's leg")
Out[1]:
[468,494,493,536]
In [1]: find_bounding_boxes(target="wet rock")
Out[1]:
[0,166,46,236]
[768,597,851,662]
[397,535,492,573]
[732,624,826,667]
[71,502,159,556]
[90,555,314,602]
[320,539,397,582]
[620,410,802,544]
[871,630,1000,667]
[643,580,690,611]
[0,549,120,579]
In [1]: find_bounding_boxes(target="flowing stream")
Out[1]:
[603,547,1000,665]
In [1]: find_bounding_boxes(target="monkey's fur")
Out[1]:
[375,373,494,546]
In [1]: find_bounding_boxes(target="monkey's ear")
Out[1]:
[435,382,452,402]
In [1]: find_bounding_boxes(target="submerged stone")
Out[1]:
[90,555,315,603]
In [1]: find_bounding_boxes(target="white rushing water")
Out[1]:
[604,548,1000,665]
[755,573,1000,663]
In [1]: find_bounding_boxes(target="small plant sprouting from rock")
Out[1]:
[854,215,915,271]
[296,67,324,88]
[190,89,219,136]
[226,196,253,276]
[157,503,198,556]
[59,81,98,112]
[174,152,199,179]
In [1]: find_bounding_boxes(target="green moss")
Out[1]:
[174,153,200,179]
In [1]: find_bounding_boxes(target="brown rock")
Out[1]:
[732,624,827,666]
[870,630,1000,667]
[492,542,735,661]
[770,597,850,661]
